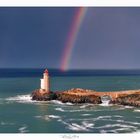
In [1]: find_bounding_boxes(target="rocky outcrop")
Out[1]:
[32,89,57,101]
[31,88,101,104]
[111,93,140,107]
[31,88,140,106]
[56,93,101,104]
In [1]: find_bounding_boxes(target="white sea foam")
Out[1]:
[67,123,89,131]
[115,119,140,126]
[114,127,132,132]
[1,122,6,125]
[58,119,92,132]
[48,115,61,119]
[112,105,126,111]
[96,124,137,129]
[55,108,65,112]
[81,114,91,116]
[50,100,64,105]
[0,121,15,126]
[82,121,94,128]
[18,125,29,133]
[113,105,133,110]
[100,100,110,106]
[50,100,74,106]
[35,115,50,121]
[113,115,123,118]
[100,129,117,133]
[67,108,96,113]
[35,115,61,121]
[5,94,33,103]
[65,102,73,105]
[96,115,112,120]
[134,109,140,112]
[80,105,87,109]
[69,115,113,122]
[34,115,42,119]
[58,116,139,133]
[115,119,125,123]
[124,106,134,109]
[80,104,93,109]
[126,121,140,126]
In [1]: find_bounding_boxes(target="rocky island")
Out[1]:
[32,88,102,104]
[31,88,140,107]
[31,69,140,107]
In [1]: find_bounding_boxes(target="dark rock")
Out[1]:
[31,88,140,106]
[31,88,101,104]
[112,93,140,107]
[31,89,57,101]
[56,93,101,104]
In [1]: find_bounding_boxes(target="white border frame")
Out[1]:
[0,0,140,7]
[0,0,140,140]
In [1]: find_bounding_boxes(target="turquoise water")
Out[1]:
[0,76,140,133]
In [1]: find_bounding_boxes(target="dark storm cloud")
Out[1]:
[71,7,140,69]
[0,7,75,68]
[0,7,140,69]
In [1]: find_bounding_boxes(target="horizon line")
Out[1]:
[1,68,140,70]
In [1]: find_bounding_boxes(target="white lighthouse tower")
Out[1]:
[40,69,50,93]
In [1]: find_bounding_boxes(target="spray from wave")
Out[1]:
[100,95,112,106]
[5,94,33,103]
[49,100,73,106]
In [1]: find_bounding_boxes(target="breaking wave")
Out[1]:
[124,106,134,109]
[95,123,138,133]
[67,123,89,131]
[80,104,94,108]
[35,115,61,121]
[48,115,61,119]
[18,125,29,133]
[134,109,140,112]
[59,116,140,133]
[55,108,65,112]
[5,94,33,103]
[58,119,94,132]
[81,114,91,116]
[100,100,110,106]
[96,124,137,129]
[49,100,73,106]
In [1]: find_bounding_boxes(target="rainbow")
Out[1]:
[60,7,88,71]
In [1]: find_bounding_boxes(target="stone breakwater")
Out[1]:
[31,88,140,107]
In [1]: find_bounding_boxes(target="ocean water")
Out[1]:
[0,69,140,133]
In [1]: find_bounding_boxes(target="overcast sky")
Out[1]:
[0,7,140,69]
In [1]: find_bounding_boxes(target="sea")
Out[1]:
[0,69,140,133]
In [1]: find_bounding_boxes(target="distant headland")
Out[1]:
[31,69,140,107]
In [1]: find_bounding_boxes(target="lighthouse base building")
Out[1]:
[40,69,50,94]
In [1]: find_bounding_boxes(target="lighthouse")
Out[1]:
[40,69,50,93]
